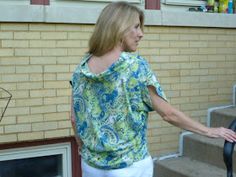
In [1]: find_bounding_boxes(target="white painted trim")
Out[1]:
[163,0,206,6]
[156,153,179,161]
[0,4,236,28]
[207,105,233,127]
[0,142,72,177]
[51,0,142,3]
[153,131,192,163]
[178,131,192,156]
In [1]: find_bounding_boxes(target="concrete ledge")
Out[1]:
[161,10,236,28]
[0,5,44,22]
[0,4,236,28]
[45,6,102,24]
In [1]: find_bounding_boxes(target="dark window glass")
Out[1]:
[0,154,62,177]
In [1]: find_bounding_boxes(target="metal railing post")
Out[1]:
[223,119,236,177]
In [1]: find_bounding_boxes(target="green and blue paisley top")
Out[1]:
[71,52,166,169]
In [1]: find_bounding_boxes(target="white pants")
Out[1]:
[81,156,153,177]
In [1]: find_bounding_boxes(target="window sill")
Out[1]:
[145,10,236,28]
[0,4,236,28]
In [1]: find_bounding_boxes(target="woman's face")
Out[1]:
[122,16,143,52]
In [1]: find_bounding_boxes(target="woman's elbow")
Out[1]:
[160,108,176,123]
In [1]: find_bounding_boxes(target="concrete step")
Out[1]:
[155,156,236,177]
[183,133,236,172]
[210,106,236,128]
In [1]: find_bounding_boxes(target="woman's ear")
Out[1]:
[119,38,125,51]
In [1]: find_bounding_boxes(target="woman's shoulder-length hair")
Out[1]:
[88,1,144,56]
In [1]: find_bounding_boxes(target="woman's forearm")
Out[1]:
[163,107,209,136]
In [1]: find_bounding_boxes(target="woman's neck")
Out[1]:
[99,46,122,61]
[88,47,123,74]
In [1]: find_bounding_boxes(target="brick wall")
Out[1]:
[0,23,236,156]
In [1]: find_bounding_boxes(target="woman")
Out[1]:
[71,2,236,177]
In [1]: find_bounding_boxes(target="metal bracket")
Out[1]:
[0,87,12,122]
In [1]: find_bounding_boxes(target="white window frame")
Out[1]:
[162,0,206,6]
[73,0,142,3]
[0,142,72,177]
[50,0,143,5]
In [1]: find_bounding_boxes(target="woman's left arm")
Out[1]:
[148,86,236,142]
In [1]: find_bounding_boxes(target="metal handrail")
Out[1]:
[0,87,12,122]
[223,119,236,177]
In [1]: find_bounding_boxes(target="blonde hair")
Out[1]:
[88,1,144,56]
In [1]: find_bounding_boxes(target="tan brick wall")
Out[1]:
[0,23,236,157]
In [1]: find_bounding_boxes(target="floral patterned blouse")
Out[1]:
[71,52,166,170]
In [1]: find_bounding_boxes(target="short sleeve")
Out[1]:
[141,60,167,111]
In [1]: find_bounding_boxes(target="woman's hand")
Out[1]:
[206,127,236,142]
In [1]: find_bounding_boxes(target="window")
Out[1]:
[0,155,62,177]
[0,143,72,177]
